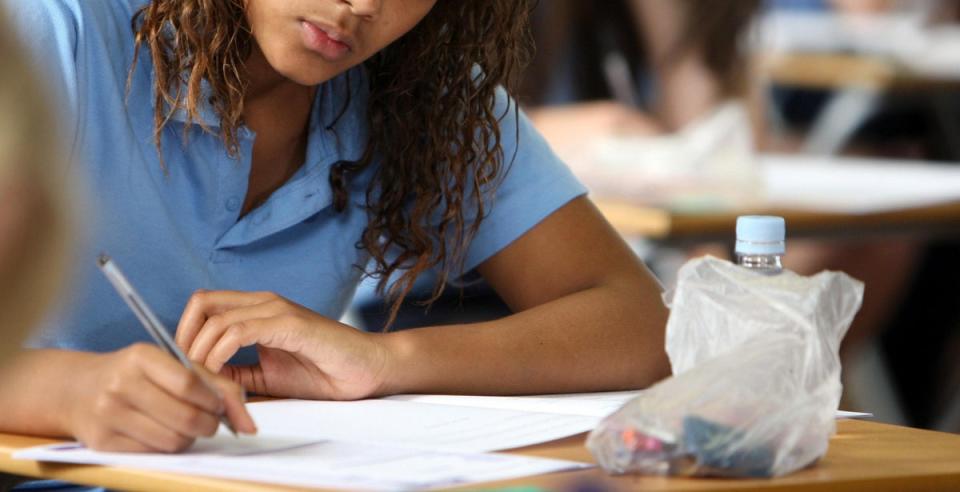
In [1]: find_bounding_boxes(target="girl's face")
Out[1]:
[245,0,437,86]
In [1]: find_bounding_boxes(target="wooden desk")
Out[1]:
[761,52,960,155]
[763,52,960,93]
[2,420,960,491]
[597,199,960,245]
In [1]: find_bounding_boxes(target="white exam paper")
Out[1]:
[15,392,870,490]
[246,398,598,453]
[15,436,589,491]
[387,390,644,418]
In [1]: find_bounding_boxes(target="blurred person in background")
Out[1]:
[520,1,761,149]
[519,1,765,213]
[0,4,72,489]
[0,4,70,362]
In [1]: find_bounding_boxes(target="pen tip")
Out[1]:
[97,253,110,266]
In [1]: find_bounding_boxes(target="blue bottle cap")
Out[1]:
[736,215,785,255]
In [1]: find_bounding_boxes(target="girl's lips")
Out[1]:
[300,20,351,61]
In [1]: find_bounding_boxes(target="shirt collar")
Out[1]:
[213,66,371,249]
[154,78,222,129]
[155,67,369,164]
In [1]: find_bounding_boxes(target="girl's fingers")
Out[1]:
[110,404,194,453]
[203,320,270,373]
[221,364,269,397]
[198,366,258,435]
[138,346,257,436]
[134,344,223,414]
[186,299,289,363]
[175,290,275,351]
[204,316,309,373]
[123,373,220,438]
[86,430,158,454]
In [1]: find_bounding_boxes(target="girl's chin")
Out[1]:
[276,61,347,87]
[255,45,348,87]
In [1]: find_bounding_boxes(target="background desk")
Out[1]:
[598,199,960,245]
[757,10,960,155]
[763,52,960,156]
[764,52,960,93]
[596,154,960,245]
[2,420,960,491]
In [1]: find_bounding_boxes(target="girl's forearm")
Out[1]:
[379,276,670,396]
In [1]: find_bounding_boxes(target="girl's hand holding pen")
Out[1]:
[176,290,390,401]
[64,344,256,453]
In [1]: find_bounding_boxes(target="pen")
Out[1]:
[96,253,238,437]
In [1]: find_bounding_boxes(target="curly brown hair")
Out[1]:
[131,1,533,328]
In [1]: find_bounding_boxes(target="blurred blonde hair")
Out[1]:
[0,6,70,359]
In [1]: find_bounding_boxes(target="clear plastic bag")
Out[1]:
[587,256,864,477]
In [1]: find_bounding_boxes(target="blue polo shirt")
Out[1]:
[6,0,586,363]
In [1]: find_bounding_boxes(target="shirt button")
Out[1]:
[225,197,241,212]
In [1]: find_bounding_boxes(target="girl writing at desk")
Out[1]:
[0,0,669,454]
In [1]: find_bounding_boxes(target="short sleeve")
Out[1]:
[1,0,81,144]
[460,86,588,273]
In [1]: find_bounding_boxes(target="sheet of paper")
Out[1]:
[758,10,960,79]
[14,392,869,489]
[246,399,598,453]
[389,391,869,420]
[15,436,590,491]
[759,11,926,57]
[386,390,640,418]
[763,154,960,213]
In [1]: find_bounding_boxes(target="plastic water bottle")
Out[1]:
[735,215,785,275]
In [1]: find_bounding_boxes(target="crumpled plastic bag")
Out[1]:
[587,255,864,478]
